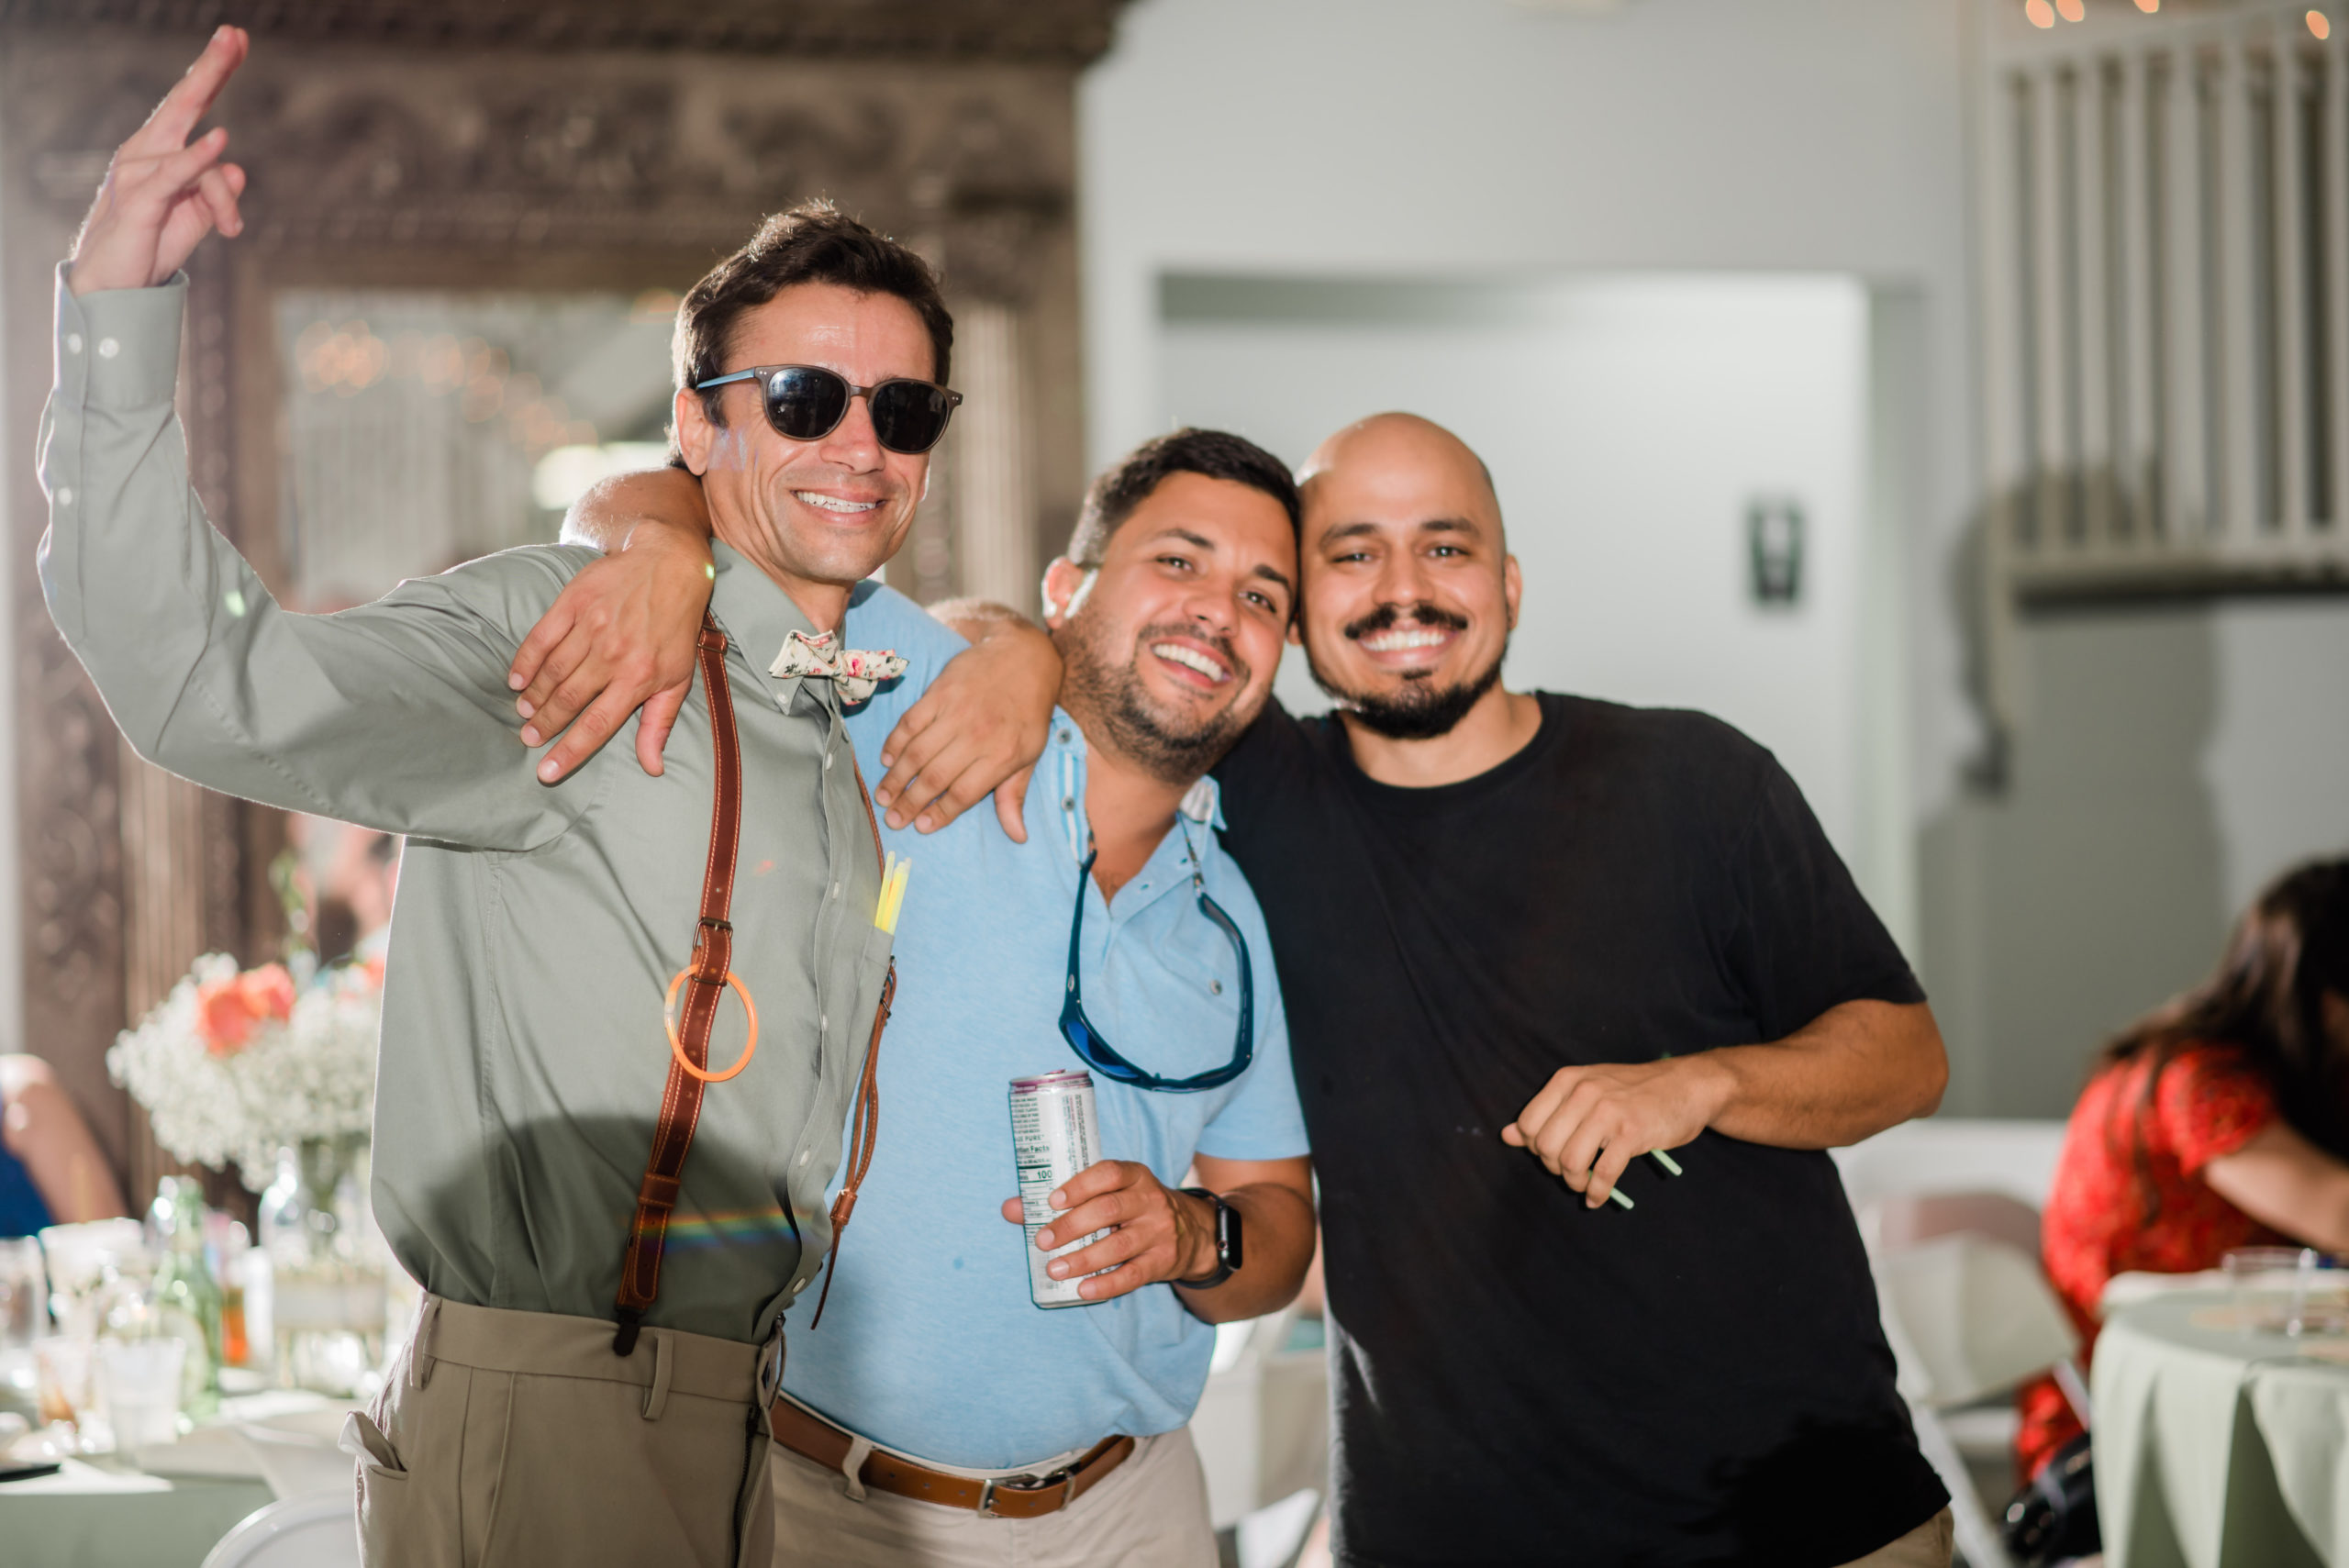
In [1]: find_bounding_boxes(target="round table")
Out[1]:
[2093,1290,2349,1568]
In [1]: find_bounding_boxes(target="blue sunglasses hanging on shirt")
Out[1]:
[1061,843,1253,1093]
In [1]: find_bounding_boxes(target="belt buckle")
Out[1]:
[977,1465,1076,1518]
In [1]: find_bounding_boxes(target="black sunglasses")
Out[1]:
[1060,846,1254,1094]
[695,364,963,455]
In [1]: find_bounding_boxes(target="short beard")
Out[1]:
[1058,612,1254,786]
[1308,602,1507,740]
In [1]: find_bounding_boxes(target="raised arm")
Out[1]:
[40,32,584,851]
[514,469,1060,839]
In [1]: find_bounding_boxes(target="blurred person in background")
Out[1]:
[2020,857,2349,1478]
[284,816,401,969]
[0,1056,129,1235]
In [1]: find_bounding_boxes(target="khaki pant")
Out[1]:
[1833,1507,1956,1568]
[346,1296,776,1568]
[768,1427,1218,1568]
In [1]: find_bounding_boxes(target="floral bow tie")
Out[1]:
[768,629,907,705]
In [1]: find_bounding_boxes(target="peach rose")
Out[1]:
[195,962,297,1056]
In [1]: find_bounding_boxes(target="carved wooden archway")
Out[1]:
[0,2,1120,1196]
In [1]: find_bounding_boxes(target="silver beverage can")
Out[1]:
[1008,1069,1107,1308]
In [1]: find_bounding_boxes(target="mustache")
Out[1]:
[1341,602,1472,641]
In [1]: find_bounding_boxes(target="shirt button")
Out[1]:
[1210,978,1223,995]
[824,751,835,770]
[96,338,119,359]
[830,882,841,899]
[820,1013,829,1032]
[797,1150,811,1167]
[1061,797,1074,811]
[1058,732,1072,745]
[64,334,82,354]
[54,487,72,506]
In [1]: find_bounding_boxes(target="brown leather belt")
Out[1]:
[768,1396,1135,1519]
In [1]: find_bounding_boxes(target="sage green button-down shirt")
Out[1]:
[38,271,892,1345]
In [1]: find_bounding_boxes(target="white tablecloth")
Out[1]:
[2094,1290,2349,1568]
[0,1391,354,1568]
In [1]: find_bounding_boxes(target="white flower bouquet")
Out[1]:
[108,953,383,1190]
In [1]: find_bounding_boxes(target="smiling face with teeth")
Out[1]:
[673,281,933,630]
[1044,471,1297,786]
[1297,413,1523,742]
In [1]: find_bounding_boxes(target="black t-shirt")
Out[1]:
[1213,694,1947,1568]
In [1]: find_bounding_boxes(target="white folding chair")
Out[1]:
[199,1489,361,1568]
[1871,1226,2087,1568]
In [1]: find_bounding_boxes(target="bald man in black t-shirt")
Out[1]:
[1205,414,1954,1568]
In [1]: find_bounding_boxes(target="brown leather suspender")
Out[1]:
[612,610,892,1356]
[808,770,896,1331]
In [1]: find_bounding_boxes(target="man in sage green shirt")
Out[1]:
[38,30,1051,1567]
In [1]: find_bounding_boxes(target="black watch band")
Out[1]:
[1175,1187,1241,1289]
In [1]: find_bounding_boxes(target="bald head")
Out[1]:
[1298,412,1503,545]
[1291,411,1522,741]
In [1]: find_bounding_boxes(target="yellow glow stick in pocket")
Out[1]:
[874,853,911,935]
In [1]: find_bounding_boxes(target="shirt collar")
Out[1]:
[1036,711,1227,917]
[707,539,829,715]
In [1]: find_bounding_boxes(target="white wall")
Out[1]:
[2203,604,2349,917]
[1158,274,1877,876]
[1084,0,2349,1118]
[1081,0,1983,820]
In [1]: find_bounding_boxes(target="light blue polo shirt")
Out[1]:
[781,583,1308,1468]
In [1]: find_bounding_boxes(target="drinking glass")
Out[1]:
[2286,1251,2349,1335]
[38,1218,143,1340]
[0,1236,45,1401]
[94,1338,184,1450]
[34,1334,92,1430]
[2223,1246,2346,1335]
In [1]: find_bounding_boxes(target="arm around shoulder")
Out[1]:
[865,594,1060,839]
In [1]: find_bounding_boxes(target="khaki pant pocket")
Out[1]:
[342,1409,459,1568]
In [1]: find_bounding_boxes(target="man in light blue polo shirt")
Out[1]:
[540,429,1317,1567]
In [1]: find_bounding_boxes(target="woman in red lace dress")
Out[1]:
[2020,858,2349,1478]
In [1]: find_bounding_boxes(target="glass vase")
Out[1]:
[258,1134,385,1396]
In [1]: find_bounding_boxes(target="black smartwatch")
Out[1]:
[1175,1187,1242,1289]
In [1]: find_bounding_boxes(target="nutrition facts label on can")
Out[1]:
[1010,1078,1107,1307]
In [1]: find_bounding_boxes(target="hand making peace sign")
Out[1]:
[68,26,250,298]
